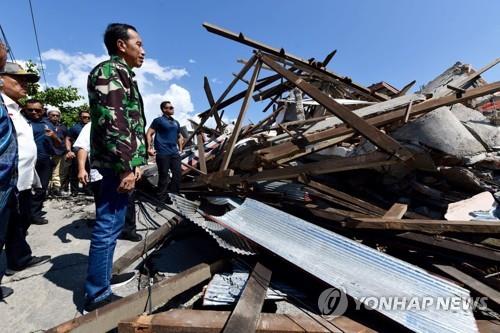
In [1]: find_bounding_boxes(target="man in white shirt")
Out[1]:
[74,123,142,242]
[0,62,51,275]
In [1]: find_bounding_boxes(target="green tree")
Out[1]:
[24,60,88,127]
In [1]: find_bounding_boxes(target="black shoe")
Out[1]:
[119,231,143,242]
[5,255,51,276]
[0,286,13,300]
[110,271,136,287]
[51,188,62,197]
[32,216,48,225]
[83,294,121,313]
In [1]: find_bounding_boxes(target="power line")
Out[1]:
[0,24,16,62]
[28,0,48,88]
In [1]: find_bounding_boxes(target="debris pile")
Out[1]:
[49,23,500,333]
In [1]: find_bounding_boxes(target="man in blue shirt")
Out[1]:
[146,101,184,202]
[65,110,90,195]
[23,99,61,224]
[0,41,17,300]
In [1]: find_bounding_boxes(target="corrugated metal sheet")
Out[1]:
[171,195,256,256]
[213,198,478,333]
[254,180,307,202]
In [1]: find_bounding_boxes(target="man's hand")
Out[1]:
[134,167,142,181]
[78,169,89,185]
[118,170,136,193]
[147,147,156,156]
[45,128,57,139]
[65,151,76,160]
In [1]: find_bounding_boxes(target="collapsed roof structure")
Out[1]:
[50,23,500,333]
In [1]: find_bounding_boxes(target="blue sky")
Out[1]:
[2,0,499,126]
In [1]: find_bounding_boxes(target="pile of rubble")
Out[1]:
[49,24,500,333]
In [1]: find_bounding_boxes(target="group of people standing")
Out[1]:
[0,22,184,313]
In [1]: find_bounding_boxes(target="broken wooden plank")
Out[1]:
[112,216,182,276]
[301,178,386,216]
[259,53,413,161]
[383,203,408,219]
[47,261,226,333]
[196,133,208,174]
[434,264,500,305]
[185,55,258,145]
[346,217,500,234]
[219,61,262,171]
[203,76,223,130]
[398,232,500,262]
[118,310,376,333]
[393,80,416,97]
[223,262,272,333]
[455,57,500,90]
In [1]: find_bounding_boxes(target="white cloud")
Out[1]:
[188,59,196,64]
[142,84,194,127]
[40,49,195,127]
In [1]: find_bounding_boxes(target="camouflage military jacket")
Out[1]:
[87,55,147,174]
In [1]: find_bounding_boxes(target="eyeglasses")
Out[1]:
[25,108,43,113]
[49,114,60,117]
[164,106,174,110]
[81,116,90,119]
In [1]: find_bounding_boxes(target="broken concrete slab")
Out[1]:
[392,106,487,159]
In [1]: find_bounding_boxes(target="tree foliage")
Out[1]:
[24,60,88,127]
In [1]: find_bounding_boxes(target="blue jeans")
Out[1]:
[84,169,128,304]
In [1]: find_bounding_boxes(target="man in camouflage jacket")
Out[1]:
[84,23,146,312]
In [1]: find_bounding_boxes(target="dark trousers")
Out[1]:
[0,187,13,282]
[32,156,52,219]
[6,190,33,269]
[90,180,136,235]
[156,154,181,200]
[70,158,79,193]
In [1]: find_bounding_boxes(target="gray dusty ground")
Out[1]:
[0,195,175,333]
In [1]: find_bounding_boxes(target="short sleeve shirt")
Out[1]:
[150,116,180,156]
[31,119,56,159]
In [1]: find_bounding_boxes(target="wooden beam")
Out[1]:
[305,187,376,216]
[345,217,500,234]
[393,80,416,97]
[185,55,258,146]
[223,262,272,333]
[383,203,408,219]
[197,74,282,119]
[182,161,207,175]
[300,178,386,216]
[259,53,414,162]
[183,152,398,189]
[434,265,500,305]
[112,216,182,275]
[47,261,226,333]
[118,310,375,333]
[196,133,207,174]
[455,57,500,90]
[203,76,223,130]
[219,60,262,171]
[321,49,337,67]
[398,232,500,262]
